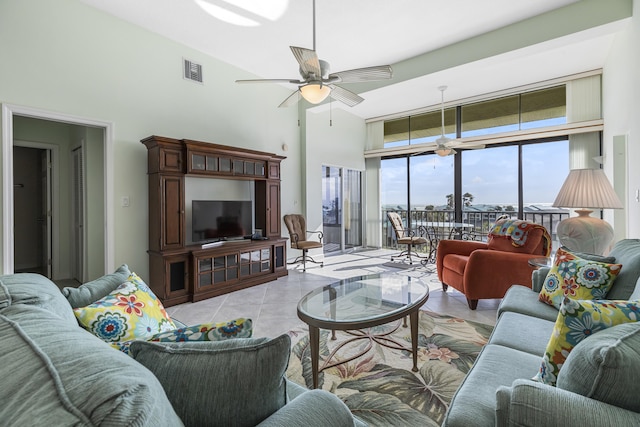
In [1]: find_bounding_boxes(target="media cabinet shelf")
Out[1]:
[142,135,287,307]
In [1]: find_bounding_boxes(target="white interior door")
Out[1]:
[40,149,52,277]
[72,146,86,282]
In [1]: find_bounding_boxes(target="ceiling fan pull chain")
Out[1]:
[330,97,333,126]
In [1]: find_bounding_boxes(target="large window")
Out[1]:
[382,138,571,247]
[461,145,519,211]
[384,86,566,148]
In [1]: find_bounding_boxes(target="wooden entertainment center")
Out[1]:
[141,135,288,307]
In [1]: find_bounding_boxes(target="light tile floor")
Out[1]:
[165,248,500,338]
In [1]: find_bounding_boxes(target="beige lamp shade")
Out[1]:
[299,83,331,104]
[552,168,623,210]
[552,168,623,255]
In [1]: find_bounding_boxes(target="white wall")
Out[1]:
[0,0,298,280]
[299,107,366,258]
[603,4,640,239]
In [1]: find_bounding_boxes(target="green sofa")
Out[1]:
[0,271,363,426]
[443,239,640,427]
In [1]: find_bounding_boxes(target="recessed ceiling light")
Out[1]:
[194,0,288,27]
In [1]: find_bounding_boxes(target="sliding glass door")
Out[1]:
[322,166,363,253]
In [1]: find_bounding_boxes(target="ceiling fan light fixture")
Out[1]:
[299,83,331,104]
[435,147,453,157]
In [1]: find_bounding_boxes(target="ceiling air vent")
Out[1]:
[183,59,203,83]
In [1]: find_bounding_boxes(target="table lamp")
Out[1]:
[552,168,623,255]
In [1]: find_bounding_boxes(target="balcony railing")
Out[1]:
[382,208,569,259]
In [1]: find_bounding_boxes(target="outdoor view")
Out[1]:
[381,140,571,253]
[380,84,574,254]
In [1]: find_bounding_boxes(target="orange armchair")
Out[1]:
[436,219,551,310]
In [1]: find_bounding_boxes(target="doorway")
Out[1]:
[13,145,52,277]
[1,103,114,279]
[321,166,363,253]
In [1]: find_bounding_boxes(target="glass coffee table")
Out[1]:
[297,273,429,389]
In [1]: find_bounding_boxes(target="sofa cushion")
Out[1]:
[0,304,182,426]
[533,298,640,386]
[498,285,559,322]
[62,264,131,309]
[557,322,640,412]
[488,312,555,355]
[0,273,76,325]
[606,239,640,300]
[443,343,542,427]
[558,246,616,264]
[630,276,640,300]
[74,273,175,342]
[130,335,291,427]
[539,247,622,309]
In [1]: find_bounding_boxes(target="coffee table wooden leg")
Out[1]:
[410,310,419,372]
[309,325,320,388]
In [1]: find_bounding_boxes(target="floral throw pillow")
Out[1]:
[74,273,176,342]
[539,247,622,309]
[533,297,640,386]
[111,318,253,354]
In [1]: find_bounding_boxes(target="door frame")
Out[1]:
[13,141,58,277]
[321,164,365,253]
[1,103,115,275]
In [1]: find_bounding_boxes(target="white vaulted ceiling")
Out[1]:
[80,0,628,119]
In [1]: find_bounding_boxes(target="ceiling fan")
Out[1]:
[433,86,485,156]
[235,0,393,108]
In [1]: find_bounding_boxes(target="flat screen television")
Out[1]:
[192,200,252,243]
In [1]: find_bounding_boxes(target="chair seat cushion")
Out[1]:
[296,241,323,250]
[398,237,427,245]
[443,254,469,276]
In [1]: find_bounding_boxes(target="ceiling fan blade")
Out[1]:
[236,78,302,84]
[278,91,300,108]
[449,141,486,150]
[328,85,363,107]
[290,46,322,78]
[329,65,392,83]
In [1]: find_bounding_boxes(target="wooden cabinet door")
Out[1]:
[266,180,280,237]
[162,175,184,249]
[150,174,184,251]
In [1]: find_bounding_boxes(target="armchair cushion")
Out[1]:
[488,219,552,256]
[538,247,622,309]
[130,334,291,427]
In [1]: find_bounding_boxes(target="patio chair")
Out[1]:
[387,212,428,265]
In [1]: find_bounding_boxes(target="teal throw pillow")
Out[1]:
[130,334,291,427]
[557,322,640,412]
[62,264,131,309]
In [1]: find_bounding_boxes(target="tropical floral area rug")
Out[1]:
[286,311,493,426]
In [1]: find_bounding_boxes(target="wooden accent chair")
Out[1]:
[387,212,428,265]
[436,219,552,309]
[283,214,324,272]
